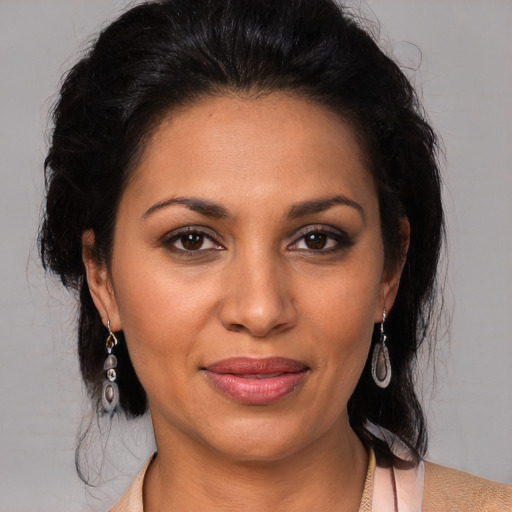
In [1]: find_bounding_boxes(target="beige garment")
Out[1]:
[359,449,376,512]
[422,461,512,512]
[111,451,376,512]
[111,451,512,511]
[112,455,153,512]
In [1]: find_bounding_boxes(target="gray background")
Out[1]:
[1,0,511,510]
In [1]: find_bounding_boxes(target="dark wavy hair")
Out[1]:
[39,0,444,464]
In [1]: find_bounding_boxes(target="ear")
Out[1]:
[374,217,410,322]
[82,230,122,331]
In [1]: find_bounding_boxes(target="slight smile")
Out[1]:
[202,357,309,405]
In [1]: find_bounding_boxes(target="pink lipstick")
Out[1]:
[202,357,308,405]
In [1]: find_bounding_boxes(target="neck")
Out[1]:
[144,417,368,512]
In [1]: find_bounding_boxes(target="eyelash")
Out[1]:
[289,225,354,254]
[161,225,353,256]
[161,227,224,255]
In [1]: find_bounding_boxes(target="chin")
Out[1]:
[199,414,326,464]
[214,436,305,464]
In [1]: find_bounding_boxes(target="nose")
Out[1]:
[219,253,297,338]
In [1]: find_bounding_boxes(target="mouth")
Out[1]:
[202,357,309,405]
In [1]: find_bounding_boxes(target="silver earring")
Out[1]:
[101,319,119,413]
[371,309,391,388]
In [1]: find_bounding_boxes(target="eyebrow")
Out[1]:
[288,195,366,223]
[142,194,365,222]
[143,197,229,219]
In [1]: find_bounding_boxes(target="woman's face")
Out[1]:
[86,93,402,461]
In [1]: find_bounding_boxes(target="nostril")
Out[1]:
[229,323,245,333]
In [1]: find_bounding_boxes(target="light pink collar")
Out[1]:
[372,459,425,512]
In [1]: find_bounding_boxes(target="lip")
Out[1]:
[202,357,309,405]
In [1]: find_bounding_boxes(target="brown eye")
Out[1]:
[164,229,223,253]
[180,233,205,250]
[289,226,353,253]
[304,233,328,249]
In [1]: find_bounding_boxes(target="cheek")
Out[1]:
[299,260,382,385]
[112,235,213,327]
[303,261,382,338]
[109,250,217,385]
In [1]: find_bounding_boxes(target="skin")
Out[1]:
[83,93,408,511]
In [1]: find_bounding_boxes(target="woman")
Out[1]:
[39,0,512,510]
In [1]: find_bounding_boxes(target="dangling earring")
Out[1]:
[101,319,119,413]
[371,309,392,388]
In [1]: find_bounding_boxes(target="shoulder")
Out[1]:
[423,461,512,512]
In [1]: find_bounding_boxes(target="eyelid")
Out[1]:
[291,224,348,240]
[159,223,353,253]
[161,225,225,249]
[288,224,354,250]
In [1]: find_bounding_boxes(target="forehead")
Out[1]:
[123,93,377,217]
